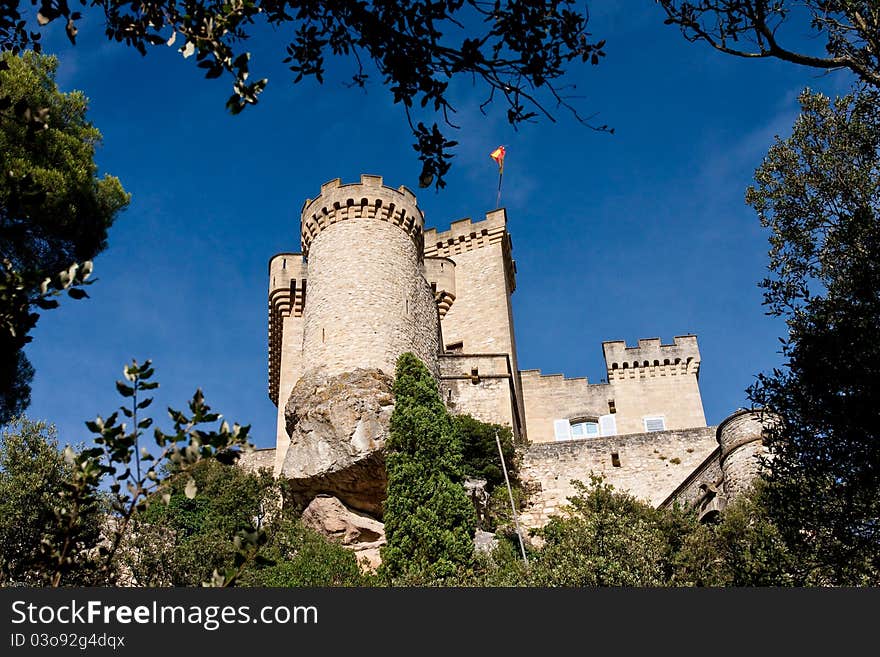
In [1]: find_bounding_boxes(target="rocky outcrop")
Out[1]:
[301,495,386,570]
[281,368,394,516]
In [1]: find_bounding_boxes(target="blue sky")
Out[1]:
[21,4,855,448]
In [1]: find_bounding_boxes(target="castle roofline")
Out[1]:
[299,174,425,257]
[601,334,698,349]
[300,174,419,213]
[424,207,507,242]
[423,208,515,292]
[603,335,701,380]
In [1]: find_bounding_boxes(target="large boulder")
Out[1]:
[301,495,386,570]
[281,368,394,516]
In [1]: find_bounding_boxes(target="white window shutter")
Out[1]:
[598,414,617,437]
[554,419,571,441]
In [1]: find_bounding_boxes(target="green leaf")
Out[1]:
[115,381,135,397]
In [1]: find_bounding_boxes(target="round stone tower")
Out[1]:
[299,174,440,378]
[717,408,772,499]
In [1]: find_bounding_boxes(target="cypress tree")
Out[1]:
[380,353,475,582]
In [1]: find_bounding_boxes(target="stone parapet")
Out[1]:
[300,174,424,258]
[604,335,700,380]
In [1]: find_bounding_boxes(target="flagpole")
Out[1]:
[490,145,506,209]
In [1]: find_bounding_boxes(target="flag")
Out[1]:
[489,145,506,173]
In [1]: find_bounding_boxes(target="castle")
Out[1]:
[250,174,767,536]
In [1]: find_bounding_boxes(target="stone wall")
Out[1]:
[439,353,519,430]
[268,254,308,474]
[519,426,718,527]
[274,313,306,473]
[658,448,722,510]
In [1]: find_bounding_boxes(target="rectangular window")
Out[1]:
[644,416,666,432]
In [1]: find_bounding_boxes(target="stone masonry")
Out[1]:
[519,426,718,527]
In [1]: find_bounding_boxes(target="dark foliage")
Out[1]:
[658,1,880,88]
[0,1,610,188]
[746,88,880,585]
[0,51,129,424]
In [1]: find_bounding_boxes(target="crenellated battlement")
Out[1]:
[300,174,424,257]
[424,209,506,255]
[423,209,516,292]
[268,253,308,405]
[603,335,701,381]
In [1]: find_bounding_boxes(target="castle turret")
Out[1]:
[422,256,456,318]
[268,176,443,511]
[602,336,707,435]
[717,408,771,498]
[268,252,308,473]
[299,174,440,378]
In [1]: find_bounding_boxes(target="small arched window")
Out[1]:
[569,418,600,439]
